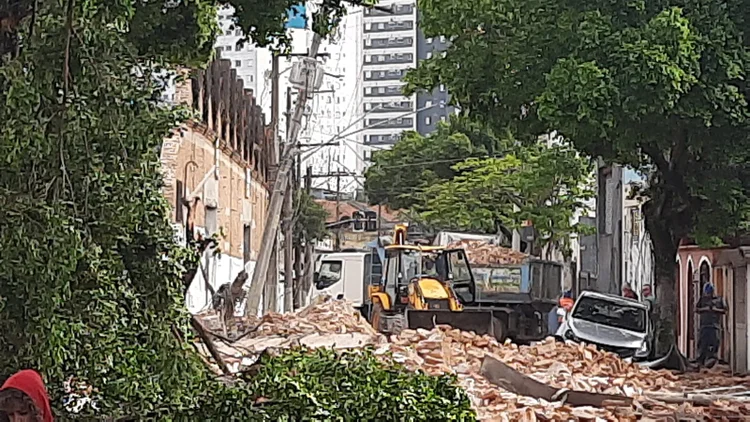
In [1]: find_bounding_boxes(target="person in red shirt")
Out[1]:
[0,370,53,422]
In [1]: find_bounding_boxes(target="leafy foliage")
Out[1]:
[419,142,593,256]
[407,0,750,348]
[364,122,478,209]
[196,348,476,421]
[294,192,329,246]
[364,120,593,254]
[0,0,396,419]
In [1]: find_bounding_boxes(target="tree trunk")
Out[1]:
[644,195,684,356]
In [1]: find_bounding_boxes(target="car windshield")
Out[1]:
[572,296,647,333]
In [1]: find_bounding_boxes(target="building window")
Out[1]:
[365,23,372,30]
[365,55,372,63]
[235,60,242,67]
[226,45,232,52]
[440,115,446,121]
[442,51,447,58]
[249,75,254,82]
[365,71,372,78]
[426,51,432,59]
[246,60,253,66]
[377,22,385,29]
[425,100,432,108]
[439,84,445,92]
[440,35,446,43]
[425,116,432,125]
[243,224,252,263]
[426,37,433,43]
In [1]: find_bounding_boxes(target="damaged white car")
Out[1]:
[556,291,653,362]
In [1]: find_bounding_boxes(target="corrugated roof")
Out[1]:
[315,199,400,223]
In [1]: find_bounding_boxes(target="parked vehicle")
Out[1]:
[311,250,382,317]
[556,291,653,361]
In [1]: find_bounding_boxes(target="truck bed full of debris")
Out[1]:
[193,300,750,421]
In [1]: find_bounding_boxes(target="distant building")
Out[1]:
[622,182,654,298]
[360,1,454,162]
[315,199,400,251]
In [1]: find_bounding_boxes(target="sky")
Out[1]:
[623,168,643,183]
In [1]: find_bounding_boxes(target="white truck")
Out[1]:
[310,250,382,316]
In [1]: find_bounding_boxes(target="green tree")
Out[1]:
[0,0,416,419]
[407,0,750,350]
[418,142,593,257]
[294,192,329,246]
[364,122,479,209]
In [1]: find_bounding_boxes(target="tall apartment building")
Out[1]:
[216,5,259,94]
[251,9,364,192]
[360,1,454,162]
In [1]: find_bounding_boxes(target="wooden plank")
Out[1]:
[192,70,204,114]
[191,315,230,374]
[210,58,221,131]
[480,354,633,407]
[228,67,238,148]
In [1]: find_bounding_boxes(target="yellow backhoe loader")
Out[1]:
[368,224,496,336]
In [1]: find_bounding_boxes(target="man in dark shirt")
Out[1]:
[696,283,726,367]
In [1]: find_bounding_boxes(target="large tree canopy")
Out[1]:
[0,0,469,419]
[419,142,593,257]
[364,121,593,255]
[406,0,750,348]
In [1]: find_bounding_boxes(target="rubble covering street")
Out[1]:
[194,300,750,421]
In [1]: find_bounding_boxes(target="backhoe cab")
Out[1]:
[369,225,495,336]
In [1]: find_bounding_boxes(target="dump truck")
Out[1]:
[414,238,563,343]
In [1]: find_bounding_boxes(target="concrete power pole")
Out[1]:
[283,87,294,313]
[303,165,314,305]
[245,34,323,317]
[263,54,281,314]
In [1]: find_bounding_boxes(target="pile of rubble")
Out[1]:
[194,300,750,420]
[447,239,529,266]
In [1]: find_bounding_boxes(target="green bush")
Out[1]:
[188,348,477,421]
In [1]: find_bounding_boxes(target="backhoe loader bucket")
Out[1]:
[405,308,495,336]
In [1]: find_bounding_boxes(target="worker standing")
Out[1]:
[548,291,574,336]
[696,283,726,368]
[559,290,574,312]
[622,283,639,300]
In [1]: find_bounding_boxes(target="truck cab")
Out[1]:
[311,250,382,313]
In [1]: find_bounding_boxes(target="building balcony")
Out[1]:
[364,69,407,81]
[364,37,414,50]
[364,53,414,66]
[364,21,414,33]
[364,86,406,97]
[364,101,413,113]
[365,133,402,145]
[364,4,414,16]
[366,117,414,129]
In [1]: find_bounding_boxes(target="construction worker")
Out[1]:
[548,291,574,336]
[622,283,639,300]
[696,283,726,368]
[559,290,574,312]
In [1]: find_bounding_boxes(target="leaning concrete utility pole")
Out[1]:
[245,33,323,317]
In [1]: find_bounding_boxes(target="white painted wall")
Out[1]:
[622,183,654,298]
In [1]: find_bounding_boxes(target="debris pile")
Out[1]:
[447,239,529,266]
[194,300,750,420]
